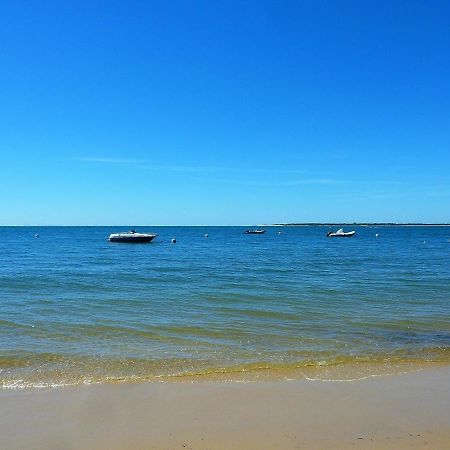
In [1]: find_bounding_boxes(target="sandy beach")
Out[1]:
[1,365,450,449]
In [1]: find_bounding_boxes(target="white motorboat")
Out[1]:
[108,230,157,243]
[326,228,356,238]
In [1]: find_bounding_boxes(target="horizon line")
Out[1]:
[1,222,450,227]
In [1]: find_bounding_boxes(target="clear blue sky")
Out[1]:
[1,0,449,225]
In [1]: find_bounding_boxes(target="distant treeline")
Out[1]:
[273,223,450,227]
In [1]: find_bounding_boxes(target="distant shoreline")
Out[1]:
[271,223,450,227]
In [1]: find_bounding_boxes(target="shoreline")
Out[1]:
[2,365,450,449]
[3,359,450,390]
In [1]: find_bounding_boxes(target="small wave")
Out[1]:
[2,354,449,390]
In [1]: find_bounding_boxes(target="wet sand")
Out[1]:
[1,366,450,449]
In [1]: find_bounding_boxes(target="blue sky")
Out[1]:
[1,0,449,225]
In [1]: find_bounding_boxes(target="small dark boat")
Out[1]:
[109,230,157,243]
[326,228,356,238]
[244,229,266,234]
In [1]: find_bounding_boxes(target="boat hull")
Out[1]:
[244,230,266,234]
[109,234,156,243]
[326,231,356,237]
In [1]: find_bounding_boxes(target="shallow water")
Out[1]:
[1,226,450,388]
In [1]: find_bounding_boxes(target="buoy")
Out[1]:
[278,231,282,234]
[204,234,209,238]
[171,238,176,244]
[35,234,39,238]
[375,233,379,237]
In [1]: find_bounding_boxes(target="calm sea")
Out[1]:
[1,226,450,388]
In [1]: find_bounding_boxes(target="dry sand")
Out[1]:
[1,366,450,449]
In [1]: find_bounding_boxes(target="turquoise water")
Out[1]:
[1,226,450,387]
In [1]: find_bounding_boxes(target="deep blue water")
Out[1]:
[1,226,450,387]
